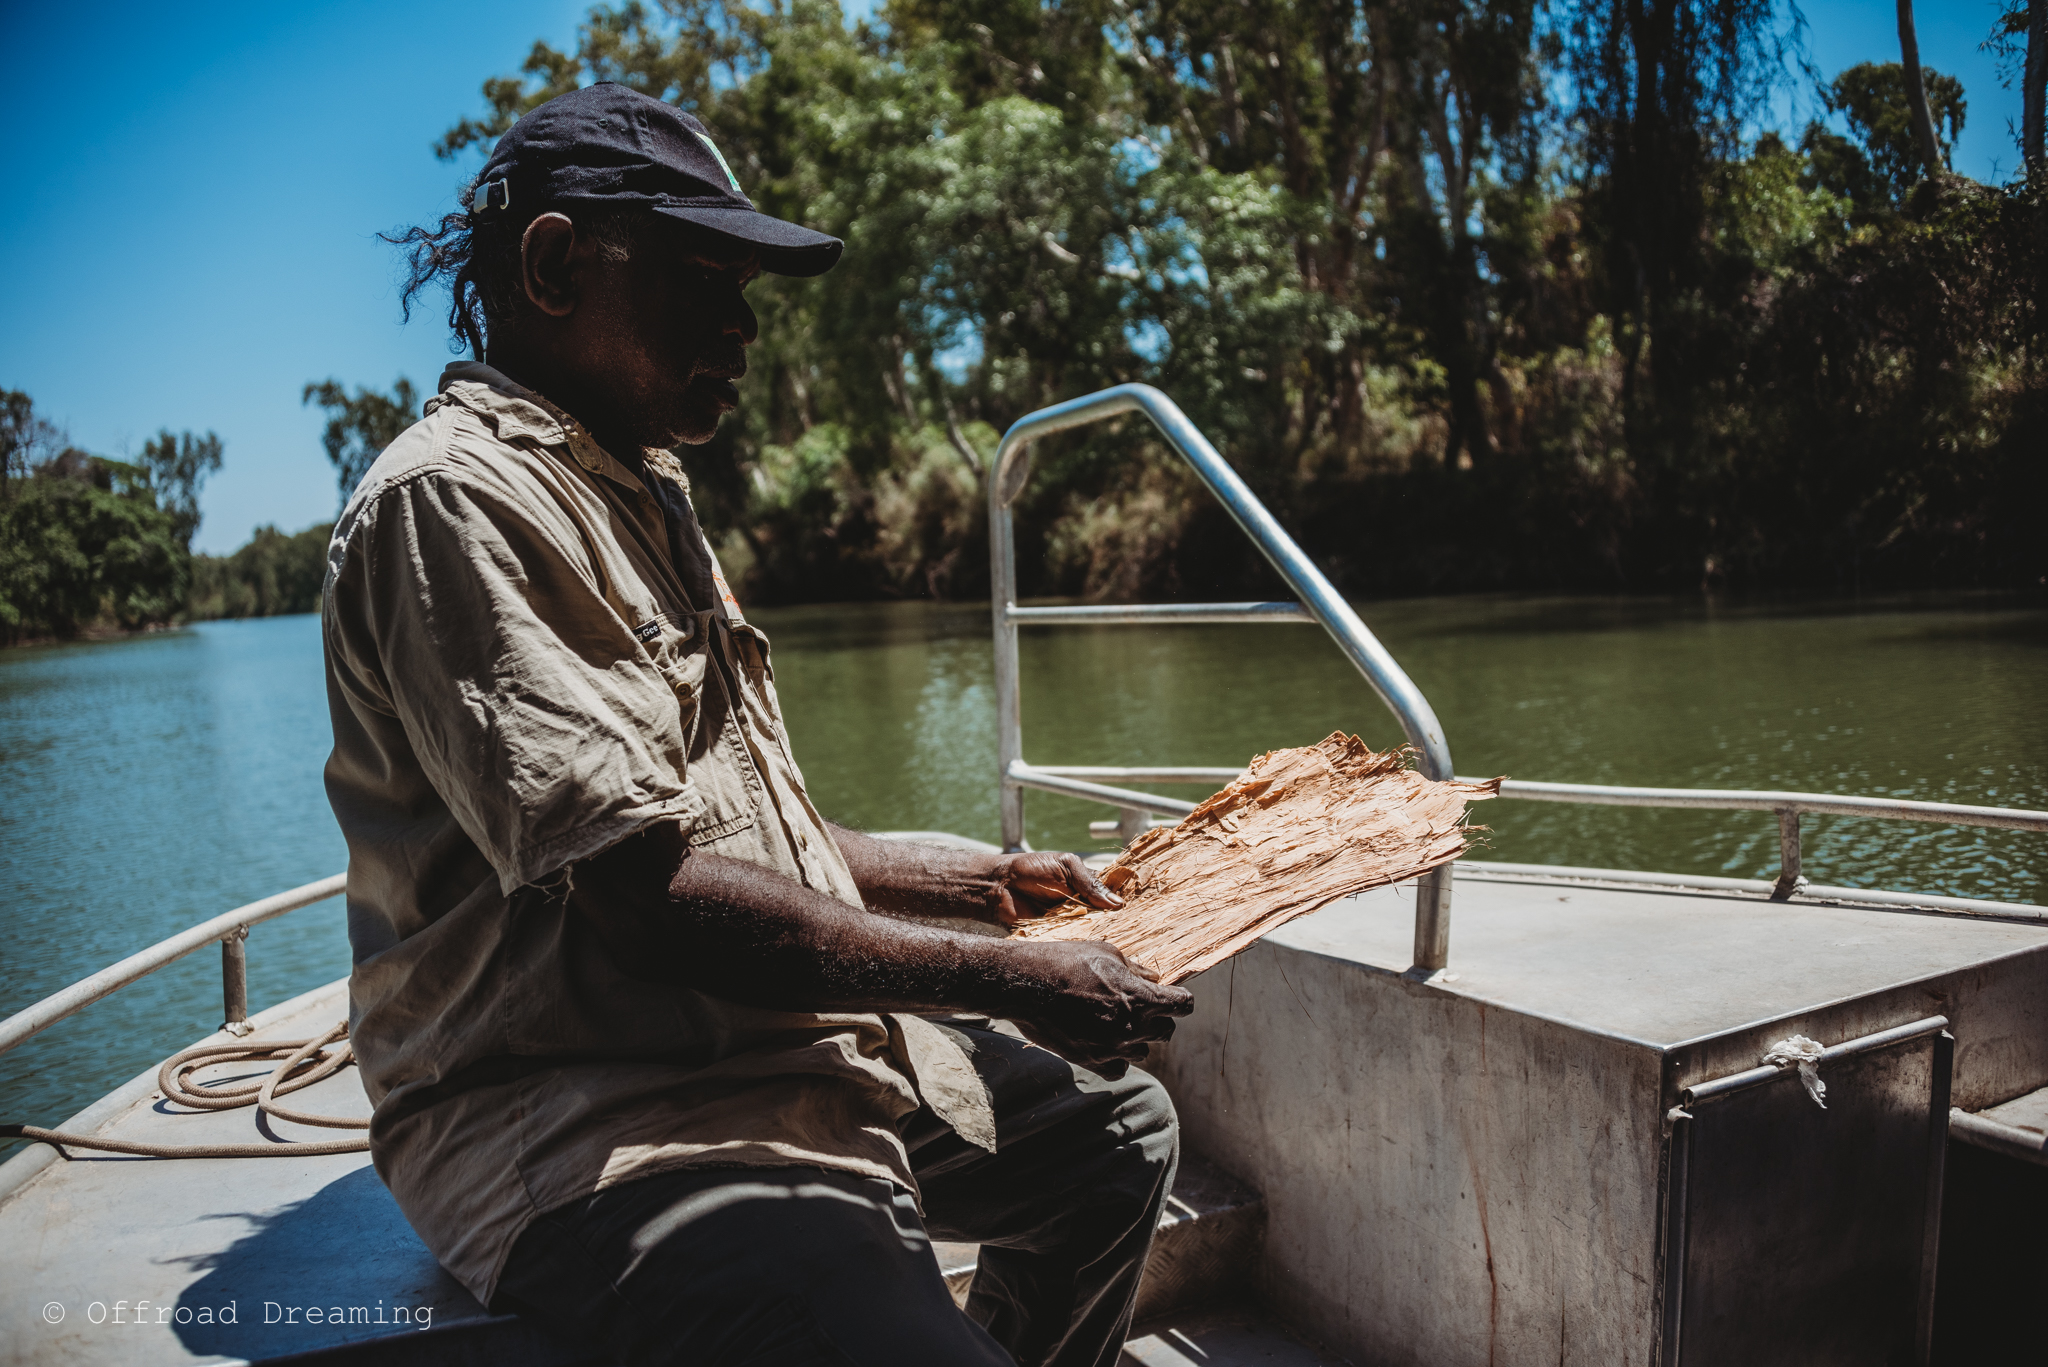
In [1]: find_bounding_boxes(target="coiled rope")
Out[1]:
[1,1021,369,1158]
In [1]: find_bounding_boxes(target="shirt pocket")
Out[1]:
[634,609,763,845]
[729,621,774,684]
[632,610,709,734]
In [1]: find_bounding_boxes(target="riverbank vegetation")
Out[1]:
[185,523,331,622]
[433,0,2043,604]
[6,1,2040,639]
[0,391,330,642]
[0,392,217,643]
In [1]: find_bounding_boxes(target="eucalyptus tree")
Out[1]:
[137,429,224,550]
[301,378,420,508]
[424,0,2043,600]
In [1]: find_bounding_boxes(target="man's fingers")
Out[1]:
[1144,984,1195,1016]
[1012,865,1109,907]
[1060,854,1124,909]
[1011,876,1073,907]
[992,884,1024,926]
[1012,1016,1157,1075]
[1005,854,1124,911]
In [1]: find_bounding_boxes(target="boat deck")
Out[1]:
[2,864,2044,1366]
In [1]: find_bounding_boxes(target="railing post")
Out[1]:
[1771,807,1805,902]
[1117,806,1150,846]
[1414,865,1453,971]
[984,387,1485,970]
[221,926,252,1037]
[990,465,1027,852]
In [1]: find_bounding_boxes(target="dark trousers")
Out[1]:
[492,1023,1180,1367]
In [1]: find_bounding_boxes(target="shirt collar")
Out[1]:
[431,362,651,493]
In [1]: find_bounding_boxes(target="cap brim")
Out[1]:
[652,204,844,278]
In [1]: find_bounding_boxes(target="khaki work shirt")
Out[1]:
[323,362,994,1303]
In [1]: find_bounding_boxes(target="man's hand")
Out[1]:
[573,822,1192,1081]
[828,825,1123,926]
[983,851,1122,926]
[1000,939,1192,1079]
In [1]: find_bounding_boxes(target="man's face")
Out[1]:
[567,219,762,449]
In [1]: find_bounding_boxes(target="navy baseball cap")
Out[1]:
[468,82,842,278]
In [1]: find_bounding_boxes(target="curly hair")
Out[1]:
[385,180,643,358]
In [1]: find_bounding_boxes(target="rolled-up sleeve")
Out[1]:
[326,462,703,893]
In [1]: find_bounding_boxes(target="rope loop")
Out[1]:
[3,1022,370,1158]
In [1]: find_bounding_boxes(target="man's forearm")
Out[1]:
[574,822,1190,1074]
[578,822,1033,1013]
[828,822,1002,920]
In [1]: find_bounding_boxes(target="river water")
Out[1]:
[3,595,2043,1152]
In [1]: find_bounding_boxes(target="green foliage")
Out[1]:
[1805,62,1966,204]
[433,2,2044,603]
[1,389,65,497]
[302,377,419,508]
[187,523,332,621]
[0,397,194,642]
[1981,0,2042,181]
[138,428,224,549]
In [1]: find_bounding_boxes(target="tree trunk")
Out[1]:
[1896,0,1943,176]
[2026,0,2046,182]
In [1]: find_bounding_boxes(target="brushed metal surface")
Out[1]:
[1154,874,2048,1367]
[1667,1033,1950,1366]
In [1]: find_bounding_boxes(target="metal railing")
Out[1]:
[0,875,347,1059]
[987,384,1460,969]
[1055,766,2048,915]
[981,386,2048,964]
[1472,780,2048,902]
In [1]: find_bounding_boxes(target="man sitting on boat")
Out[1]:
[320,82,1191,1367]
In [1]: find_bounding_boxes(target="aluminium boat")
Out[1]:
[3,386,2045,1367]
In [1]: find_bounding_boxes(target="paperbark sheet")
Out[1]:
[1012,732,1501,983]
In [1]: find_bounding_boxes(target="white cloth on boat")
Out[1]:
[322,361,993,1304]
[1762,1034,1828,1108]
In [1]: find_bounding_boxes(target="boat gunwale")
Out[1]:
[0,975,353,1207]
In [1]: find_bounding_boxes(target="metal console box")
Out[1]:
[1153,867,2048,1367]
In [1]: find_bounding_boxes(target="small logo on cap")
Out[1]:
[692,130,742,192]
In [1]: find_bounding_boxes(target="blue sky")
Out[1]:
[0,1,2023,555]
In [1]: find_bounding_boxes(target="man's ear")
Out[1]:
[519,213,587,318]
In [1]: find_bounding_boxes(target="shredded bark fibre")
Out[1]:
[1012,732,1501,984]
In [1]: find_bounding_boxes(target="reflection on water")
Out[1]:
[769,595,2045,905]
[3,596,2043,1149]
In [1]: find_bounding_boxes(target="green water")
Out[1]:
[3,596,2043,1155]
[771,595,2045,896]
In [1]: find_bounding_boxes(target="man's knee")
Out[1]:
[1121,1067,1177,1148]
[1095,1065,1178,1191]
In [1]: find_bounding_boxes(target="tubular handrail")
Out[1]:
[1035,765,2048,833]
[1010,762,1201,819]
[1045,763,2046,906]
[1475,780,2048,830]
[1683,1015,1950,1104]
[1038,765,1248,785]
[0,874,347,1059]
[1007,602,1315,625]
[989,384,1459,969]
[989,386,1451,778]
